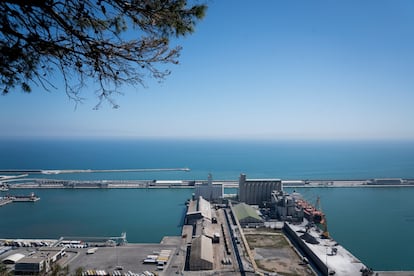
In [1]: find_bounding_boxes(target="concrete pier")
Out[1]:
[0,168,191,175]
[0,198,13,207]
[284,220,368,276]
[4,178,414,190]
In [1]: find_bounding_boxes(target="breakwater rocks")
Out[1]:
[4,178,414,190]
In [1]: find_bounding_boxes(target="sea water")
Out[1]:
[284,187,414,271]
[1,139,414,271]
[0,188,192,243]
[2,139,414,180]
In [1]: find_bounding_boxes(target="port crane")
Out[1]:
[315,196,330,239]
[321,216,330,239]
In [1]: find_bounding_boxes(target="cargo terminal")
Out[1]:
[2,173,414,275]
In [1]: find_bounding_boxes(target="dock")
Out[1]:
[0,193,40,207]
[0,168,191,175]
[284,220,369,275]
[0,198,13,207]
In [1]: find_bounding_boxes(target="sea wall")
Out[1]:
[284,222,328,275]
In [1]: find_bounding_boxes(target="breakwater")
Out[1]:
[0,168,191,175]
[5,179,239,189]
[5,178,414,189]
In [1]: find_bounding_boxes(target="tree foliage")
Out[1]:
[0,0,206,107]
[0,263,12,276]
[74,267,84,276]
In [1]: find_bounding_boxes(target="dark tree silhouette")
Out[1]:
[0,0,206,107]
[0,262,12,276]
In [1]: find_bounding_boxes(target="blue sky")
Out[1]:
[1,0,414,140]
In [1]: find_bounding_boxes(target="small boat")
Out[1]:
[0,182,9,192]
[0,185,9,192]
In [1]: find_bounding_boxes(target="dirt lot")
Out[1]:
[244,229,315,276]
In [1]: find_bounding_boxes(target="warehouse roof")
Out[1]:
[16,257,44,264]
[197,197,211,220]
[2,253,25,264]
[190,235,213,266]
[186,196,212,221]
[233,203,262,222]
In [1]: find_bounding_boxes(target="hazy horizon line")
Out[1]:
[2,135,414,143]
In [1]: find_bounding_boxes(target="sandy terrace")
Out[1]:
[244,229,315,276]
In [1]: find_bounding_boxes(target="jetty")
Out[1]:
[285,220,368,275]
[0,168,190,175]
[0,193,40,207]
[0,198,13,207]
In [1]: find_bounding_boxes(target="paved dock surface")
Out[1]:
[66,242,180,275]
[375,272,414,276]
[286,221,366,276]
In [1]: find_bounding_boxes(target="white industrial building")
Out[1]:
[2,253,25,264]
[14,247,65,275]
[185,196,212,225]
[194,174,223,202]
[271,190,304,222]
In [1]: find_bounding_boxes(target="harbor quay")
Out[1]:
[2,174,414,275]
[0,197,314,276]
[0,192,40,207]
[0,237,183,276]
[3,177,414,190]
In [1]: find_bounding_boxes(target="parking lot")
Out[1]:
[66,242,180,275]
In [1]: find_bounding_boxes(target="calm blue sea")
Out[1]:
[2,139,414,180]
[1,139,414,271]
